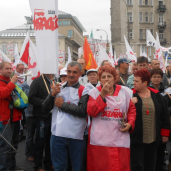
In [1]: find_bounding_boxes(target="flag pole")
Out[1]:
[147,47,148,59]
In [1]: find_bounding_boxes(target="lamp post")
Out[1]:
[96,29,109,54]
[122,0,130,45]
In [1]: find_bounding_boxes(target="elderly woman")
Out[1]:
[87,65,136,171]
[131,69,170,171]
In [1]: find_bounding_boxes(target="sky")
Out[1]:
[0,0,111,41]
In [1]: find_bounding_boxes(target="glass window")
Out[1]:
[8,33,11,36]
[142,45,151,56]
[14,33,17,36]
[127,12,132,22]
[4,33,7,36]
[145,12,148,22]
[68,30,73,38]
[1,33,4,36]
[150,13,153,22]
[24,33,26,36]
[139,12,143,22]
[159,30,164,39]
[139,29,143,39]
[139,0,142,5]
[129,29,133,39]
[159,14,164,25]
[150,0,153,5]
[159,0,163,5]
[21,33,24,36]
[151,29,153,35]
[58,21,62,26]
[63,21,68,26]
[68,21,71,25]
[127,0,132,5]
[11,33,14,36]
[145,0,148,5]
[17,33,20,36]
[33,33,35,36]
[2,45,7,54]
[30,33,33,36]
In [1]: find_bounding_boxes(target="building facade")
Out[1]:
[0,10,86,63]
[111,0,171,58]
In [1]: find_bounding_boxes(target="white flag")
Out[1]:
[142,52,147,58]
[98,45,112,68]
[146,29,156,47]
[27,39,41,86]
[29,0,58,74]
[109,42,114,66]
[124,36,137,62]
[65,47,72,68]
[13,44,20,66]
[140,45,143,56]
[78,47,83,58]
[155,32,165,73]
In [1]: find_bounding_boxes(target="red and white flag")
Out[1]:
[27,39,41,86]
[155,32,165,73]
[124,36,137,62]
[29,0,58,74]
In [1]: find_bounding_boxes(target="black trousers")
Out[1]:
[131,141,157,171]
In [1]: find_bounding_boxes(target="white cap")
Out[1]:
[87,69,98,76]
[60,68,67,76]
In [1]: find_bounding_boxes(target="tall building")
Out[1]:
[111,0,171,58]
[0,10,86,62]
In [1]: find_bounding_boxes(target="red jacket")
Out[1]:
[0,75,22,123]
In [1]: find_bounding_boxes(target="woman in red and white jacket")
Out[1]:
[86,65,136,171]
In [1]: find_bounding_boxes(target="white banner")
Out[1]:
[146,29,156,47]
[29,0,58,74]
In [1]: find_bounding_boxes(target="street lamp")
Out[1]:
[122,0,130,44]
[96,29,109,54]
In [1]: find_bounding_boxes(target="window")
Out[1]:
[8,33,11,36]
[11,33,14,36]
[159,14,164,25]
[4,33,7,36]
[14,33,17,36]
[159,0,163,5]
[68,30,73,38]
[68,21,71,25]
[127,0,132,5]
[139,29,143,39]
[139,12,143,22]
[145,0,148,5]
[63,21,68,26]
[139,0,143,5]
[127,12,132,22]
[1,33,4,36]
[151,29,153,35]
[150,0,153,5]
[17,33,20,36]
[129,29,133,39]
[21,33,24,36]
[33,33,35,36]
[58,21,62,26]
[24,33,26,36]
[2,45,7,54]
[159,30,164,39]
[150,13,153,23]
[145,12,148,22]
[142,45,151,56]
[30,33,33,36]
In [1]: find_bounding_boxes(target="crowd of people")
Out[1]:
[0,56,171,171]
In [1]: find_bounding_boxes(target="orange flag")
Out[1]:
[84,37,98,70]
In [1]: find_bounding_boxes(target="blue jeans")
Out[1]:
[25,117,36,158]
[0,121,20,171]
[34,117,52,170]
[51,135,86,171]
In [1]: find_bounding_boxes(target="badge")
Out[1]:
[115,97,121,102]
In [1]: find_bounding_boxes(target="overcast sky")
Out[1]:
[0,0,111,41]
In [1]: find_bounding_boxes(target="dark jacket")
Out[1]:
[130,87,170,145]
[42,82,89,118]
[149,82,167,94]
[28,75,52,118]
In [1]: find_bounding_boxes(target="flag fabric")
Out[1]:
[84,37,98,70]
[27,39,41,86]
[140,45,143,56]
[65,47,72,68]
[146,29,156,47]
[109,42,115,66]
[90,29,93,39]
[20,32,30,65]
[142,52,147,58]
[155,32,165,73]
[0,51,3,63]
[124,36,137,62]
[29,0,58,74]
[13,44,20,66]
[78,47,83,58]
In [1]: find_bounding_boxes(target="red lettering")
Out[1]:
[28,56,37,69]
[31,71,40,80]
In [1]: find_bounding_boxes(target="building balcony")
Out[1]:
[159,38,167,45]
[158,22,167,29]
[157,5,166,13]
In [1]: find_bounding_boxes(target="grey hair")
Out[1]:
[67,61,82,72]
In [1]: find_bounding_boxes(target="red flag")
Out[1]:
[84,37,98,70]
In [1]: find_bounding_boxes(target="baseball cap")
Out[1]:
[118,58,132,65]
[86,69,98,76]
[60,68,67,76]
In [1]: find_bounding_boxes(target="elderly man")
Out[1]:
[118,58,132,85]
[42,62,89,171]
[151,58,169,87]
[77,58,88,85]
[0,62,24,171]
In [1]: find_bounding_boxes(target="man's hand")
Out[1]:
[55,96,64,108]
[162,136,168,144]
[132,97,138,104]
[100,82,109,99]
[51,83,61,97]
[120,123,132,133]
[11,75,18,84]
